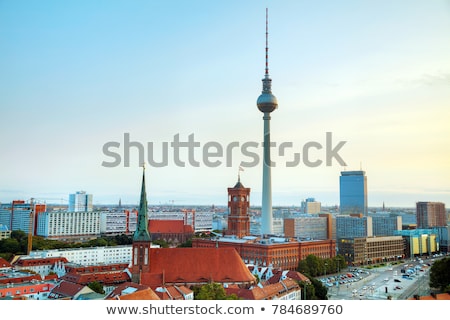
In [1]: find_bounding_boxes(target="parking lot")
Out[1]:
[322,257,438,300]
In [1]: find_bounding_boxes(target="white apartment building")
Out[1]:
[99,210,138,235]
[149,210,213,232]
[36,211,101,239]
[30,245,133,265]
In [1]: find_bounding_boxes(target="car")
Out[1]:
[394,279,401,282]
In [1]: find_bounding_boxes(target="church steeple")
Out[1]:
[133,166,151,241]
[131,166,152,284]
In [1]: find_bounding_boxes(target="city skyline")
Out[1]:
[1,1,449,207]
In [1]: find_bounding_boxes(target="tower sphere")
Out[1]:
[257,90,278,113]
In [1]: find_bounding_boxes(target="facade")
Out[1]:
[301,198,321,214]
[193,237,336,271]
[335,214,372,241]
[416,202,446,228]
[30,245,133,265]
[0,224,11,239]
[339,170,368,215]
[338,236,404,265]
[68,191,93,212]
[149,210,213,233]
[0,200,46,234]
[61,263,130,295]
[36,210,101,240]
[436,226,449,252]
[284,215,330,240]
[100,209,138,235]
[226,178,251,238]
[148,219,194,245]
[371,214,402,236]
[394,229,439,257]
[225,278,301,300]
[13,257,69,276]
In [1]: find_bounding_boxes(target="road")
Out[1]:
[325,257,437,300]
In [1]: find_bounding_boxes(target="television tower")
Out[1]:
[257,8,278,235]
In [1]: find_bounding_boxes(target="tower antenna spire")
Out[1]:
[265,7,269,76]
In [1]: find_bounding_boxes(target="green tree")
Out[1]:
[152,239,169,248]
[298,276,328,300]
[10,230,27,242]
[430,257,450,292]
[0,238,21,254]
[305,255,321,277]
[177,239,192,247]
[194,283,239,300]
[88,281,105,294]
[309,277,328,300]
[298,280,315,300]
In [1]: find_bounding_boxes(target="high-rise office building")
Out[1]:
[416,201,446,228]
[68,191,93,212]
[0,200,46,233]
[339,170,368,215]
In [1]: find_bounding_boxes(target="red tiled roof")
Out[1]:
[44,274,59,281]
[226,278,300,300]
[106,282,160,300]
[140,247,256,287]
[0,274,41,284]
[149,220,193,234]
[49,280,87,298]
[62,271,130,285]
[267,270,310,284]
[65,263,129,274]
[117,288,160,300]
[14,257,68,267]
[153,285,192,300]
[0,258,11,268]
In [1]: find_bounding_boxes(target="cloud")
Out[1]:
[416,72,450,86]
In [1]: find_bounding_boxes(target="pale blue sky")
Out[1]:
[1,0,449,207]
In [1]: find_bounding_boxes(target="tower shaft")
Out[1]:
[261,113,273,234]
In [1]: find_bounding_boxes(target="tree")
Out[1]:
[430,257,450,292]
[152,239,169,248]
[0,238,21,254]
[178,239,192,247]
[298,280,315,300]
[305,255,321,277]
[298,276,328,300]
[194,283,239,300]
[88,281,105,294]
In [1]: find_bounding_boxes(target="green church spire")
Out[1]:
[133,166,151,241]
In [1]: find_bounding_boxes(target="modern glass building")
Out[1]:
[68,191,93,212]
[335,214,373,240]
[339,170,367,215]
